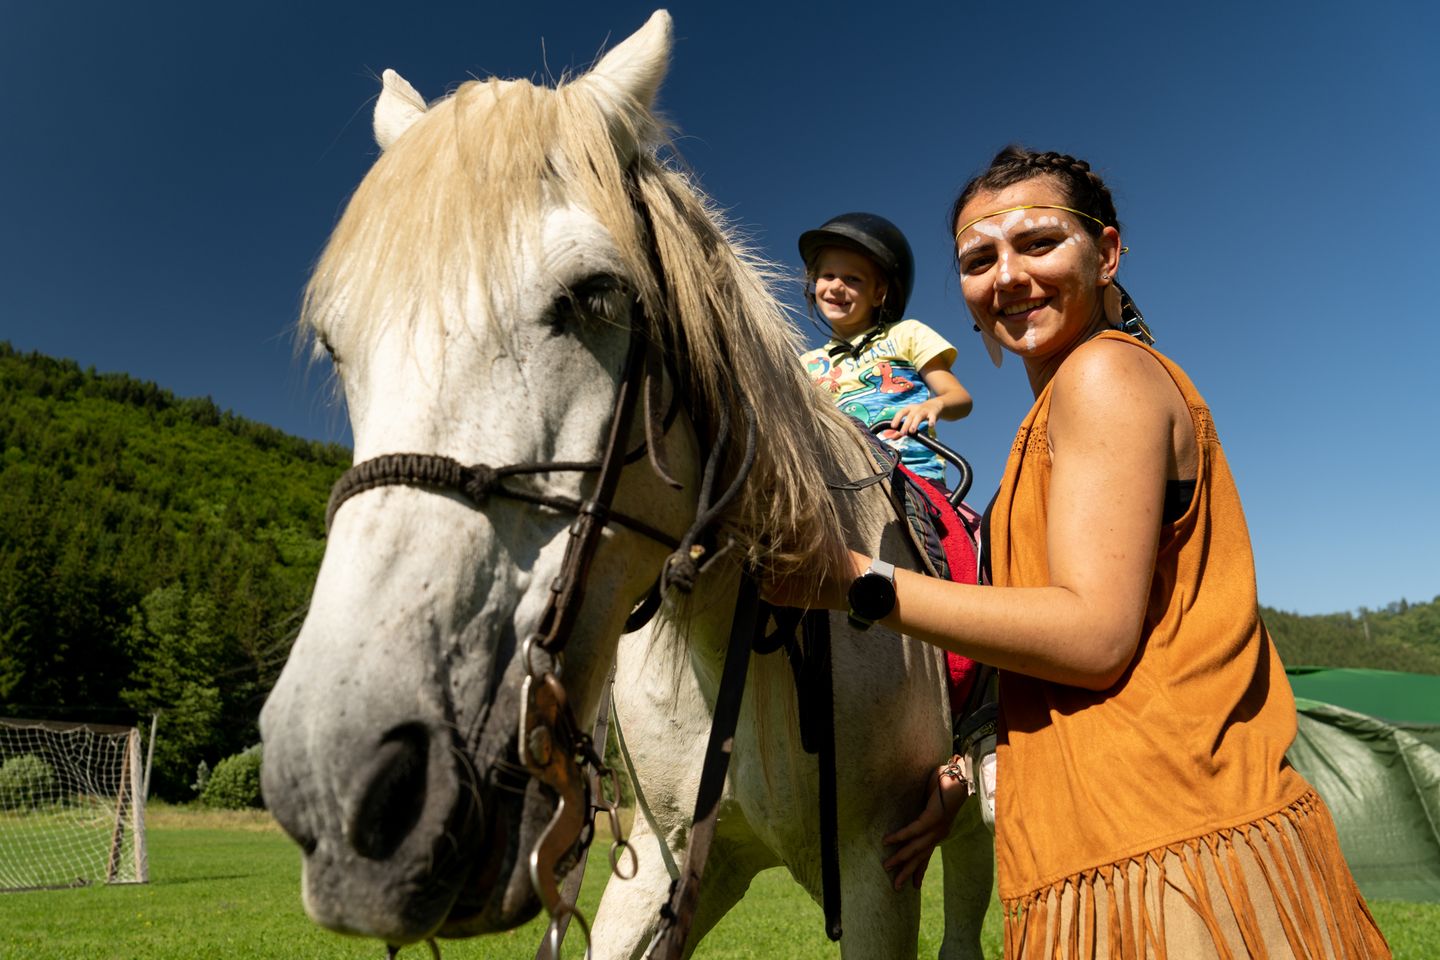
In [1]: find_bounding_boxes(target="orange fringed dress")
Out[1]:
[989,333,1389,959]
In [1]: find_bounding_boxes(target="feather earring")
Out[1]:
[978,326,1004,368]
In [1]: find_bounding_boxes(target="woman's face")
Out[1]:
[954,177,1119,363]
[812,247,887,338]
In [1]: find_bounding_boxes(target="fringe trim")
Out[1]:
[1001,791,1390,959]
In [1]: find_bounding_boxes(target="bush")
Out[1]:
[199,745,263,809]
[0,754,57,810]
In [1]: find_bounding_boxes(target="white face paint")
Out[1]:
[961,209,1083,251]
[968,209,1042,288]
[971,209,1025,241]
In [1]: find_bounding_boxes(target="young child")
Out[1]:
[798,212,972,485]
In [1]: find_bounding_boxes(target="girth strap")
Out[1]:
[752,606,827,755]
[754,603,842,939]
[808,608,843,941]
[645,569,761,960]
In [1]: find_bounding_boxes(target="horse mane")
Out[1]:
[304,73,877,591]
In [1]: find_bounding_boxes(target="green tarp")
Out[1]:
[1284,668,1440,903]
[1288,666,1440,730]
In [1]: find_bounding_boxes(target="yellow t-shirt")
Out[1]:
[799,318,956,481]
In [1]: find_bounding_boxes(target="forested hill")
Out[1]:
[1,343,1437,800]
[0,343,348,797]
[1264,599,1440,675]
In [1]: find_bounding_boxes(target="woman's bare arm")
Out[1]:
[814,340,1183,689]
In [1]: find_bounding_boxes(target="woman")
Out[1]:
[777,147,1389,958]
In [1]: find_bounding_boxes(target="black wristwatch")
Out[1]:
[846,558,897,630]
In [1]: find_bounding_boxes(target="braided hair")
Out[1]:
[949,146,1121,247]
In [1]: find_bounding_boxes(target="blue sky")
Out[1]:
[2,1,1436,615]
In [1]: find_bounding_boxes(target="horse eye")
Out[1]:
[313,333,340,365]
[547,274,628,334]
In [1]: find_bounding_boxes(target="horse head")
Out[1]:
[261,9,858,948]
[259,11,696,943]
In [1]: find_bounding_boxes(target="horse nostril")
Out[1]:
[348,723,430,861]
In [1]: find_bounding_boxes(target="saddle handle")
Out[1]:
[870,422,974,507]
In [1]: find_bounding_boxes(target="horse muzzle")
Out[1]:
[260,677,553,943]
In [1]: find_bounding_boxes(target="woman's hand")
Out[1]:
[889,397,944,435]
[881,758,971,890]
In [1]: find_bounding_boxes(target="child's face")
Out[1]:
[812,247,887,338]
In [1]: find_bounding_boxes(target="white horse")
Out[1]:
[260,10,990,959]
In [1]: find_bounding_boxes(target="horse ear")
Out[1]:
[579,10,672,156]
[374,69,428,151]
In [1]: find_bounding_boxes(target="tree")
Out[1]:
[120,585,224,798]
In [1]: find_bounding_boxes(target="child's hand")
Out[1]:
[881,758,971,890]
[890,398,944,435]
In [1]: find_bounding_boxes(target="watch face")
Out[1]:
[847,571,897,622]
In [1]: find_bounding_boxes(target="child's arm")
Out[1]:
[890,358,973,434]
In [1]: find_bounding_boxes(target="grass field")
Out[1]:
[0,807,1431,959]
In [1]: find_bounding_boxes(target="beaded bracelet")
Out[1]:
[937,755,970,813]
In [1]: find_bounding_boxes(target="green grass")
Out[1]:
[0,811,1430,959]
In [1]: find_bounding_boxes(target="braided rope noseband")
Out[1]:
[325,449,682,549]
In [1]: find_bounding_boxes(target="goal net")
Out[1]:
[0,717,149,891]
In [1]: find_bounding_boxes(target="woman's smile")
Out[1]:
[1000,297,1049,318]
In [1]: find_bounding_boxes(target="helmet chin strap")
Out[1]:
[806,284,894,362]
[825,319,891,362]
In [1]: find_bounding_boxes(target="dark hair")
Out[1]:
[948,146,1121,248]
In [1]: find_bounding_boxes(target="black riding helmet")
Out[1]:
[798,212,915,327]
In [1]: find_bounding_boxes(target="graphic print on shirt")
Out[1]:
[802,328,946,480]
[807,355,846,394]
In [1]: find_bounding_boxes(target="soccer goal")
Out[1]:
[0,717,149,891]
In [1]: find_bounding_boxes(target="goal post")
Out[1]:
[0,717,150,891]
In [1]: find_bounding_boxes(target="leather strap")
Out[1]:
[645,569,761,960]
[806,608,842,941]
[749,605,843,940]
